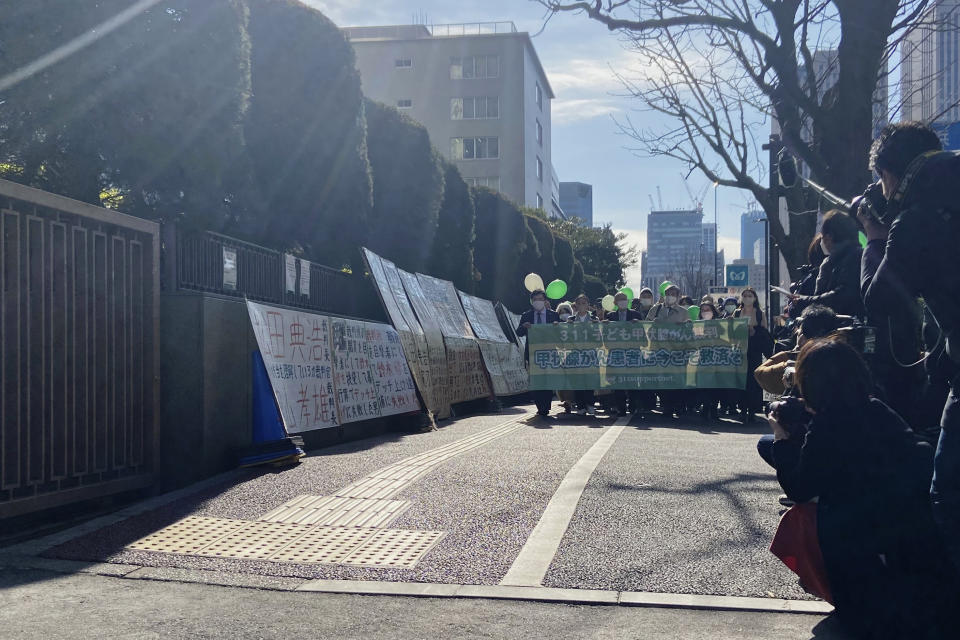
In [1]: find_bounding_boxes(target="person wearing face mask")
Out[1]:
[566,294,599,414]
[788,210,864,319]
[635,288,655,314]
[605,292,644,323]
[721,297,739,319]
[517,289,560,416]
[646,284,689,324]
[553,303,577,413]
[697,302,722,421]
[734,287,773,423]
[604,292,643,414]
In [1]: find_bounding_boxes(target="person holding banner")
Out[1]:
[697,301,723,421]
[734,287,772,424]
[603,292,643,414]
[568,294,599,415]
[517,289,560,416]
[646,284,689,324]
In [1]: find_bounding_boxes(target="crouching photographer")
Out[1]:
[768,338,955,638]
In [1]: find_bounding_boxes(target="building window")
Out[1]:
[536,157,543,181]
[450,137,499,160]
[535,82,543,110]
[450,97,499,120]
[395,58,412,68]
[464,176,501,191]
[536,120,542,146]
[536,193,544,209]
[396,99,413,109]
[450,55,500,80]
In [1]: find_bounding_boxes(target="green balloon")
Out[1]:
[858,230,868,248]
[659,281,674,297]
[545,279,568,300]
[688,305,700,320]
[619,287,634,303]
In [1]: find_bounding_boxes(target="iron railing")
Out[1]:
[0,178,159,518]
[166,225,385,321]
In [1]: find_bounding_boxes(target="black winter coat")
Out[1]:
[799,242,864,318]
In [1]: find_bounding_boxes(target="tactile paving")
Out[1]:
[341,528,446,568]
[259,495,410,527]
[197,520,313,559]
[269,526,379,564]
[126,516,248,554]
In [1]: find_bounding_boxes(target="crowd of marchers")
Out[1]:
[516,122,960,639]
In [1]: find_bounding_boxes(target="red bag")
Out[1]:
[769,502,834,604]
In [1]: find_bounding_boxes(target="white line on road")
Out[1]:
[500,416,630,587]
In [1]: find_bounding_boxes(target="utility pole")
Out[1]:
[713,182,719,288]
[761,134,784,316]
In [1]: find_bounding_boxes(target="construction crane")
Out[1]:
[656,185,664,210]
[648,194,656,211]
[680,173,710,212]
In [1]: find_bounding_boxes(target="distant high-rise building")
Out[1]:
[642,209,705,293]
[559,182,593,226]
[701,222,720,286]
[901,0,960,126]
[342,22,560,214]
[715,249,725,287]
[740,211,766,261]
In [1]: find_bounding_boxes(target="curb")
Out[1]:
[0,555,833,616]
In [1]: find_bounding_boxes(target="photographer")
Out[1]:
[859,121,960,573]
[789,210,864,319]
[754,304,840,398]
[768,338,951,638]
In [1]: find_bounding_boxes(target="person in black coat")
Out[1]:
[789,210,864,319]
[860,122,960,579]
[516,289,560,416]
[604,291,643,414]
[769,338,955,638]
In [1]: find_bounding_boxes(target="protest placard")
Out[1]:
[363,249,444,417]
[361,321,421,416]
[398,268,455,413]
[459,291,528,395]
[247,300,339,432]
[331,318,381,424]
[527,319,750,390]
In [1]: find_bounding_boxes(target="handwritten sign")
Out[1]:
[362,321,421,416]
[399,268,455,412]
[332,318,380,423]
[363,248,444,418]
[284,254,297,293]
[299,259,310,297]
[459,291,528,395]
[247,300,338,432]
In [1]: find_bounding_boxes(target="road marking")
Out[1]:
[500,416,629,587]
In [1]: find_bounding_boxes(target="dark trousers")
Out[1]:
[932,373,960,575]
[533,390,553,414]
[757,434,776,469]
[575,390,595,409]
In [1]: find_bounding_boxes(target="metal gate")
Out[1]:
[0,179,159,518]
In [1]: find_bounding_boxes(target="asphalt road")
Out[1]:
[0,567,848,640]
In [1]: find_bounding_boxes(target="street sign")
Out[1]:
[726,265,749,287]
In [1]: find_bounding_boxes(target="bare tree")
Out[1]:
[536,1,943,279]
[669,246,712,301]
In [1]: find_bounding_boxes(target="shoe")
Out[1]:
[778,494,795,507]
[537,409,549,416]
[586,406,595,416]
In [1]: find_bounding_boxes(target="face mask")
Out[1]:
[820,239,830,256]
[559,313,571,321]
[743,296,755,306]
[532,300,545,311]
[701,311,714,320]
[665,296,677,306]
[639,297,653,307]
[616,300,628,310]
[725,304,737,313]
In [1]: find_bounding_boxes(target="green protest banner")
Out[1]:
[527,319,750,390]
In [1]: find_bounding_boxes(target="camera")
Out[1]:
[769,395,811,439]
[853,180,889,226]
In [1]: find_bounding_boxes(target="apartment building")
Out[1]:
[343,22,560,215]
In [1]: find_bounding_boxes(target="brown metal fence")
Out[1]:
[166,225,386,321]
[0,179,159,518]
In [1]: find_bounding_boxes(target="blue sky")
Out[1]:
[308,0,756,285]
